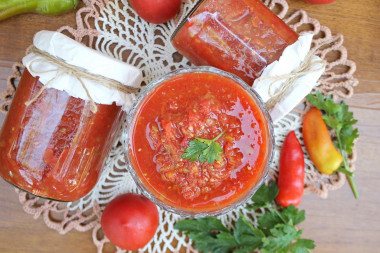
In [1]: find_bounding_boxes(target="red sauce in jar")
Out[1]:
[0,70,124,201]
[128,71,271,212]
[171,0,299,84]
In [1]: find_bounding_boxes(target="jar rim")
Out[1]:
[170,0,206,41]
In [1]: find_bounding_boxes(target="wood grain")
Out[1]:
[0,0,379,252]
[288,0,380,94]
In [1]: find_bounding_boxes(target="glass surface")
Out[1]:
[0,69,124,201]
[125,66,274,217]
[171,0,299,85]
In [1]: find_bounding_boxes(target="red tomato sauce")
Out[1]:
[129,72,270,212]
[171,0,299,84]
[0,70,124,201]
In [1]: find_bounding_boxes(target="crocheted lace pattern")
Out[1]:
[0,0,358,252]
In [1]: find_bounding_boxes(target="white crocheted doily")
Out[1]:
[0,0,358,252]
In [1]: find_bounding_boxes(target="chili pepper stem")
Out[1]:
[337,167,354,177]
[341,156,359,199]
[346,174,359,199]
[337,135,359,199]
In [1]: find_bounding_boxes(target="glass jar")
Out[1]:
[171,0,299,85]
[0,69,124,201]
[125,67,274,217]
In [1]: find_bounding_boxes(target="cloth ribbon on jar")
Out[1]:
[22,31,143,113]
[252,33,328,123]
[26,46,140,113]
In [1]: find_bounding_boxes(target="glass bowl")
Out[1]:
[124,66,274,218]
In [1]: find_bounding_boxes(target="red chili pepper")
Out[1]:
[276,131,305,207]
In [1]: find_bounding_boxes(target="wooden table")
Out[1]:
[0,0,379,252]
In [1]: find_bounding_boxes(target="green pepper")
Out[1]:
[0,0,79,21]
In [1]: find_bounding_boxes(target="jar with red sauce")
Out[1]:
[0,31,142,201]
[125,67,273,217]
[171,0,299,85]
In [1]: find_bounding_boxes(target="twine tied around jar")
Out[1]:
[24,46,140,113]
[260,41,330,111]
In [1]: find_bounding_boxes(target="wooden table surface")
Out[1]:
[0,0,379,252]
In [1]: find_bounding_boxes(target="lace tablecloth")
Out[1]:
[0,0,358,252]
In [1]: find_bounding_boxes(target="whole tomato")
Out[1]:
[276,131,305,207]
[129,0,182,24]
[303,0,337,4]
[101,193,159,251]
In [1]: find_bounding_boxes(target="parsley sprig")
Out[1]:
[306,91,359,199]
[175,183,315,253]
[182,131,224,164]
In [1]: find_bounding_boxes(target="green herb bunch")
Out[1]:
[175,183,315,253]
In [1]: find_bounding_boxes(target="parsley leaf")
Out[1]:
[212,232,239,253]
[181,140,208,162]
[233,215,265,249]
[248,181,279,210]
[258,204,305,236]
[199,141,223,164]
[174,217,229,234]
[261,224,302,253]
[291,239,316,253]
[306,91,359,198]
[182,131,224,164]
[174,218,233,253]
[175,184,315,253]
[258,211,283,232]
[281,205,306,226]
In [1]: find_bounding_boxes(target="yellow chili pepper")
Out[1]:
[302,107,343,175]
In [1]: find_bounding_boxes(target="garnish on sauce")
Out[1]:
[182,131,224,164]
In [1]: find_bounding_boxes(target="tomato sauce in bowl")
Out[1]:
[126,67,273,217]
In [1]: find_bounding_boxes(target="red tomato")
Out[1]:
[129,0,182,24]
[304,0,337,4]
[101,193,159,250]
[276,131,305,207]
